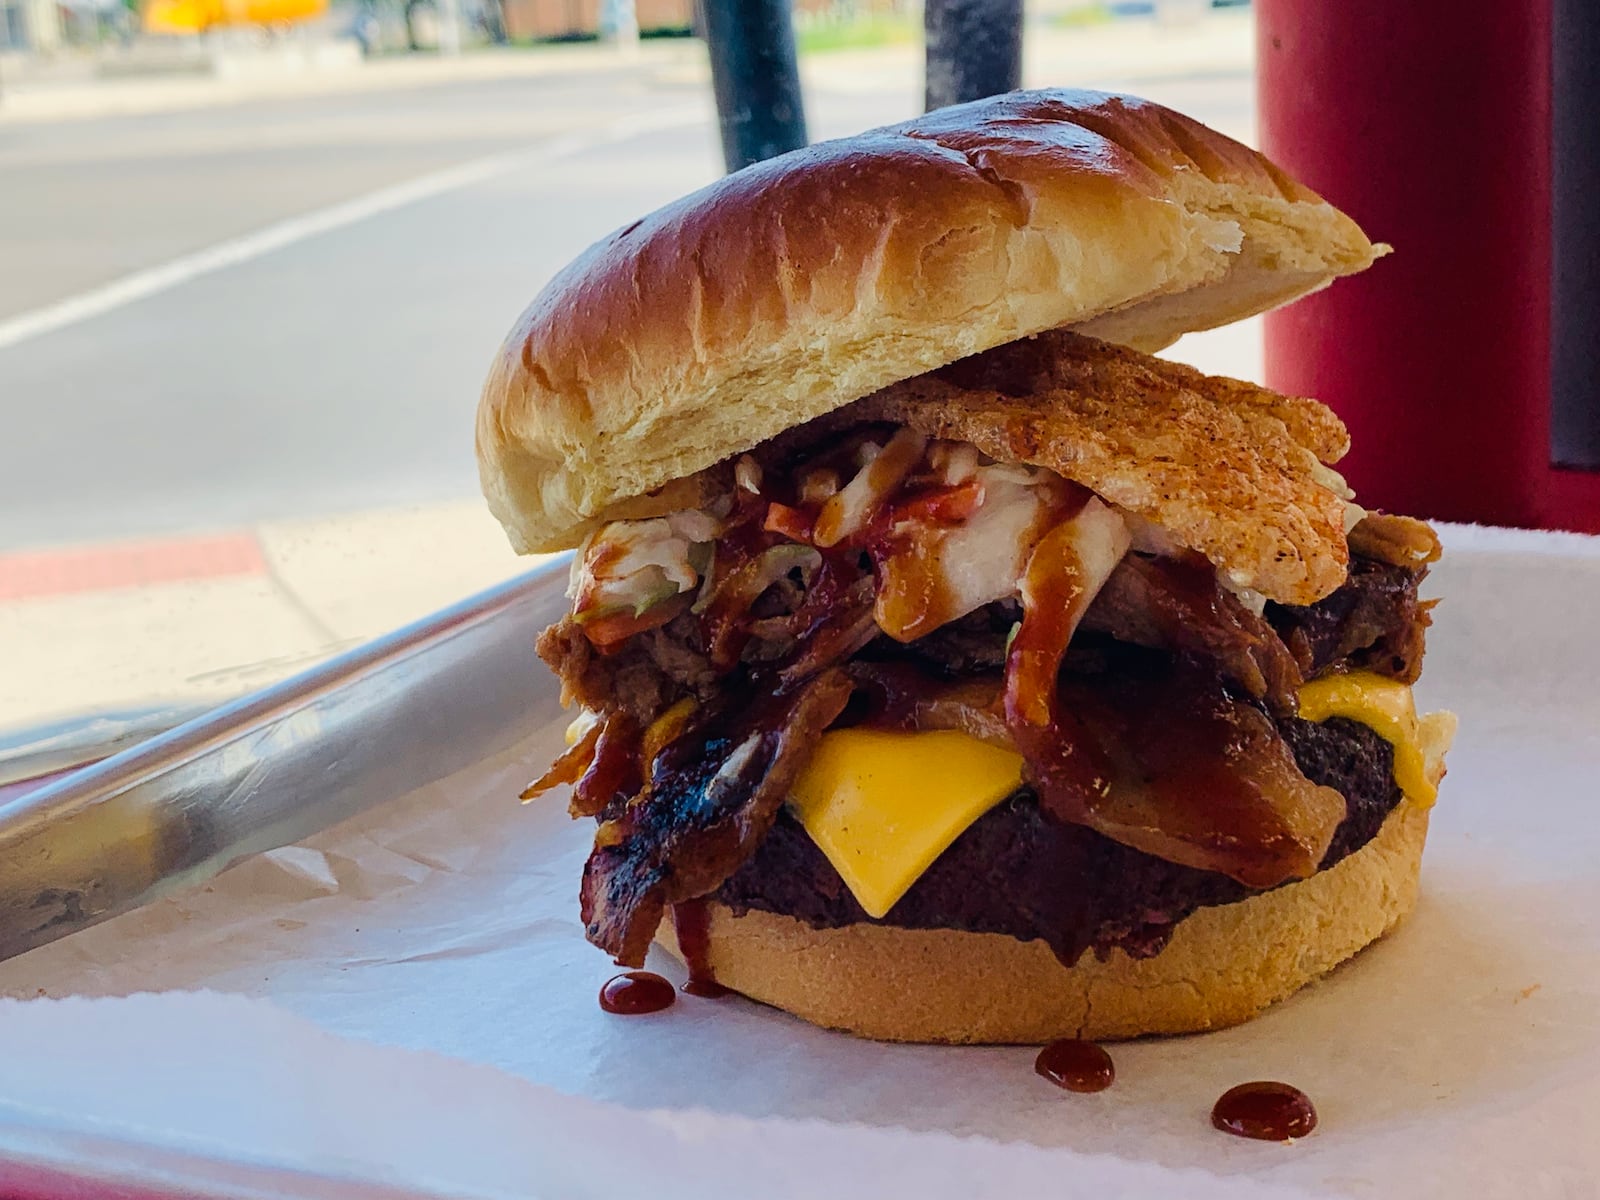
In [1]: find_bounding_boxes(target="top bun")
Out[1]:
[478,89,1379,554]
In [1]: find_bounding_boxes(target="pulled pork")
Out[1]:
[531,420,1435,966]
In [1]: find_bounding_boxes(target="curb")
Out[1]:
[0,531,267,603]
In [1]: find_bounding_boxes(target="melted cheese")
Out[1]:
[785,674,1445,921]
[1295,672,1439,807]
[564,710,598,746]
[787,729,1024,919]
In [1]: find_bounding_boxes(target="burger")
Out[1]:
[478,90,1455,1044]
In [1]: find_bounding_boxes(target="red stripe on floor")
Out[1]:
[0,532,268,601]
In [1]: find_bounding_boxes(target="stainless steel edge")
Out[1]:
[0,557,573,965]
[0,702,231,786]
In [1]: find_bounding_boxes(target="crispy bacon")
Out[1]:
[520,718,600,804]
[570,710,641,818]
[579,669,853,965]
[521,708,644,819]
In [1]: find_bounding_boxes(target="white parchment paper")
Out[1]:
[0,524,1596,1198]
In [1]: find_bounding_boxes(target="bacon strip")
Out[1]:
[579,669,853,965]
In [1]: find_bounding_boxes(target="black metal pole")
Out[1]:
[924,0,1023,112]
[701,0,808,173]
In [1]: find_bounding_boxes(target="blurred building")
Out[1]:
[500,0,907,42]
[0,0,63,50]
[501,0,688,40]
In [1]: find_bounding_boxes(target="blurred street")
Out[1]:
[0,13,1259,726]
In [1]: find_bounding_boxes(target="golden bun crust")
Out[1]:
[478,89,1380,554]
[660,803,1428,1044]
[657,706,1454,1044]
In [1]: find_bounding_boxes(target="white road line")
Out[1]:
[0,106,706,353]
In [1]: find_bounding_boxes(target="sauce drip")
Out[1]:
[598,971,676,1015]
[1034,1039,1115,1093]
[673,899,730,998]
[1211,1081,1318,1141]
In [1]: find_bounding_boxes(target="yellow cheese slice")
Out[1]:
[784,674,1446,921]
[1296,672,1438,807]
[787,728,1025,919]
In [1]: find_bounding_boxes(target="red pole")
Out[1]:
[1257,0,1558,528]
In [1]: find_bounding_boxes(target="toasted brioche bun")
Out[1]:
[656,720,1452,1044]
[659,804,1427,1044]
[478,89,1380,556]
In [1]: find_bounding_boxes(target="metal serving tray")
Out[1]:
[0,558,571,965]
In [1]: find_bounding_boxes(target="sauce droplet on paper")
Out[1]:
[1211,1081,1317,1141]
[673,899,730,998]
[1034,1038,1115,1093]
[599,971,676,1015]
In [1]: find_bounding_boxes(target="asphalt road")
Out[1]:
[0,50,1251,553]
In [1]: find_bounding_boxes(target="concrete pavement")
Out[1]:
[0,501,539,730]
[0,39,701,125]
[0,12,1258,740]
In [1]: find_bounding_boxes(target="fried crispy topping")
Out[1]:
[849,330,1352,605]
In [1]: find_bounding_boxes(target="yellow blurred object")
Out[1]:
[142,0,326,34]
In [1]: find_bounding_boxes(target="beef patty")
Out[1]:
[714,716,1403,966]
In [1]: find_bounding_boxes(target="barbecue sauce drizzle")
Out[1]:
[1002,500,1116,812]
[598,971,675,1015]
[1034,1039,1115,1093]
[1211,1081,1318,1141]
[673,899,729,998]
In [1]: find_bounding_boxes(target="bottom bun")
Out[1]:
[659,799,1432,1044]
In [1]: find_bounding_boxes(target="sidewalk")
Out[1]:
[0,39,701,124]
[0,502,541,731]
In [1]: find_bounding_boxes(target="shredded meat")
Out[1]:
[536,609,716,729]
[1349,511,1442,569]
[861,600,1020,677]
[580,669,852,965]
[1267,556,1432,683]
[860,549,1408,709]
[1081,553,1303,709]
